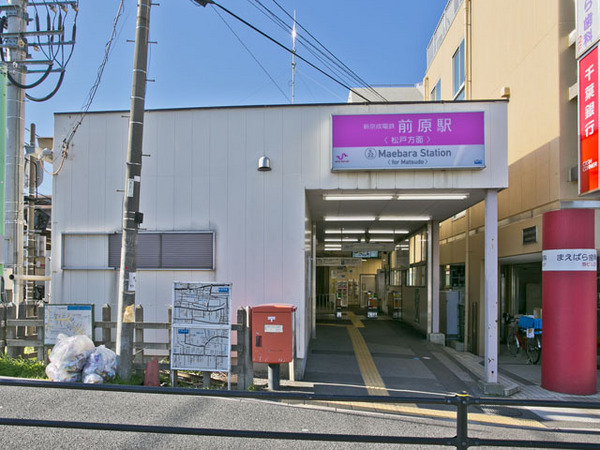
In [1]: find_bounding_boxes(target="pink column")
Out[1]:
[542,209,597,395]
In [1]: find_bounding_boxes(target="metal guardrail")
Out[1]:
[426,0,464,68]
[0,378,598,449]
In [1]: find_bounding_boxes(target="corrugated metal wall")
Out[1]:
[52,101,507,362]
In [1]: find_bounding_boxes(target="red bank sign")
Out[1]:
[579,47,599,194]
[579,46,600,195]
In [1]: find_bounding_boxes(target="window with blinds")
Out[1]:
[108,232,214,270]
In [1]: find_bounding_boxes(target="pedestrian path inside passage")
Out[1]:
[305,312,481,398]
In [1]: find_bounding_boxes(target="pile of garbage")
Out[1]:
[45,334,118,384]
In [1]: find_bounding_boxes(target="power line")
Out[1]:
[214,6,290,103]
[0,1,80,101]
[60,0,125,152]
[254,0,388,102]
[191,0,371,102]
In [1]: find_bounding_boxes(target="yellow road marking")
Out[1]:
[346,311,364,328]
[347,325,388,396]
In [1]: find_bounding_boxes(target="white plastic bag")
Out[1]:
[45,334,95,382]
[82,345,117,384]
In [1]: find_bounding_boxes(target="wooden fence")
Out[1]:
[0,302,253,389]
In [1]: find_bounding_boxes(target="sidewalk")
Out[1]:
[248,315,600,426]
[269,314,600,403]
[442,343,600,401]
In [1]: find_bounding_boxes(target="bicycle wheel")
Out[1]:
[507,333,519,356]
[526,337,541,364]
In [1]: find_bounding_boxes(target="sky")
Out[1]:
[22,0,449,193]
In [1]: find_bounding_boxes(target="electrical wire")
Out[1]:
[54,0,125,176]
[247,0,387,102]
[0,16,55,89]
[191,0,371,102]
[25,69,65,102]
[0,1,79,99]
[214,6,291,103]
[266,0,388,102]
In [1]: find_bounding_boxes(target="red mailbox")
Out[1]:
[251,304,296,364]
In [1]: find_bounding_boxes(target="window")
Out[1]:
[441,264,465,290]
[452,40,465,100]
[108,232,215,270]
[407,266,427,287]
[407,229,427,287]
[409,230,427,265]
[430,79,441,101]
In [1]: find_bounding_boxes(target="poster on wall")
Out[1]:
[331,111,485,171]
[578,45,600,195]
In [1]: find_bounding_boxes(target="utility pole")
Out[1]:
[1,1,75,307]
[4,0,26,305]
[291,10,296,104]
[116,0,151,380]
[0,64,7,296]
[26,123,36,301]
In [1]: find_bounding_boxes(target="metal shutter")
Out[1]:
[108,233,161,268]
[161,233,214,269]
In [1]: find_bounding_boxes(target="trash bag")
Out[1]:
[45,333,95,382]
[82,345,117,384]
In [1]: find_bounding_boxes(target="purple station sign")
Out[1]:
[331,111,485,171]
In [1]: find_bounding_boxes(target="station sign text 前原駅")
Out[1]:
[331,112,485,171]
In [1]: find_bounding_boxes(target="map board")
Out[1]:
[171,282,231,372]
[44,304,94,345]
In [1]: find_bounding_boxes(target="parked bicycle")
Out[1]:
[503,313,542,364]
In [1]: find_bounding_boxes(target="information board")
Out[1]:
[170,282,231,372]
[44,304,94,345]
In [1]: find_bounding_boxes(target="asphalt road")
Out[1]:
[1,383,599,449]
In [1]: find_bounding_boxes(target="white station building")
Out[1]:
[51,100,507,378]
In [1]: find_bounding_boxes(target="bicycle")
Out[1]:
[503,313,542,364]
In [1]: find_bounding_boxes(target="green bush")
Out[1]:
[0,354,47,379]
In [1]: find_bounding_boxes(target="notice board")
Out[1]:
[44,304,94,345]
[170,282,231,372]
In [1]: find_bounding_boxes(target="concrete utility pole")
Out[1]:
[116,0,151,380]
[26,123,36,301]
[4,0,26,304]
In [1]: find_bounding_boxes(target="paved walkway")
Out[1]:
[258,312,600,426]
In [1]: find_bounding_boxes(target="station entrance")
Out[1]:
[308,188,484,341]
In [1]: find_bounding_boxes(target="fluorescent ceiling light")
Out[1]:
[370,238,394,243]
[378,216,430,221]
[324,216,376,221]
[324,238,358,242]
[324,194,394,201]
[368,229,409,234]
[324,248,342,251]
[324,229,364,234]
[396,193,469,200]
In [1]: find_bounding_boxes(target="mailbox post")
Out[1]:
[251,304,297,390]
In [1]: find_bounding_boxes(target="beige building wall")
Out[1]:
[425,0,581,354]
